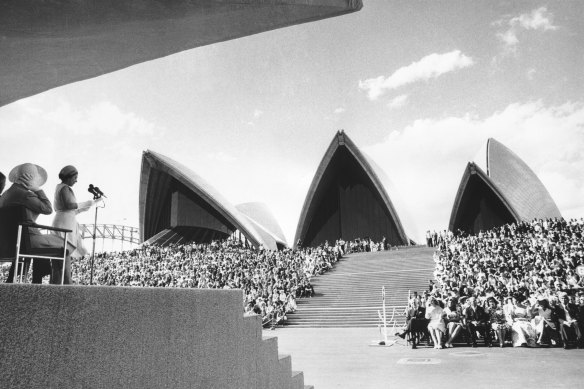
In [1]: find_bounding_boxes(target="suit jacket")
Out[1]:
[0,183,53,236]
[557,303,579,322]
[464,305,489,323]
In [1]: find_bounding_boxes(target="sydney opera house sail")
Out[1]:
[139,150,286,250]
[0,0,362,107]
[294,131,410,248]
[449,138,561,235]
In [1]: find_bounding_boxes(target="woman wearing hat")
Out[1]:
[0,163,71,283]
[51,165,101,282]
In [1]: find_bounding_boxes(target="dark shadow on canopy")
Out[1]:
[294,130,409,248]
[0,0,362,107]
[448,162,518,235]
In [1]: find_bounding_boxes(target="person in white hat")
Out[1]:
[0,163,72,284]
[51,165,102,282]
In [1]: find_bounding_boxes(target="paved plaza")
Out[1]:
[272,327,584,389]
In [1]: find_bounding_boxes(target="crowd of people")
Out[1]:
[338,237,389,253]
[399,218,584,349]
[68,239,341,329]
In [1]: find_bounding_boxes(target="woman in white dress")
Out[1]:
[425,298,446,349]
[508,294,537,347]
[51,165,100,281]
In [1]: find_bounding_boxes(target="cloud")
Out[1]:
[253,109,264,118]
[496,7,558,53]
[527,68,536,80]
[388,94,408,109]
[513,7,558,31]
[334,107,345,114]
[359,50,474,100]
[365,100,584,242]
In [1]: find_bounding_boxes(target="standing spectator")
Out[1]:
[51,165,101,283]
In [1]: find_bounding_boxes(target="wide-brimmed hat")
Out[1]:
[9,163,48,187]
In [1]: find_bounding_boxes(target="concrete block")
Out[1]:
[258,336,279,389]
[278,354,292,389]
[242,315,262,389]
[291,371,305,389]
[0,284,243,389]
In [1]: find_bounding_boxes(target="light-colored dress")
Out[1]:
[426,305,446,333]
[52,183,92,258]
[510,306,537,347]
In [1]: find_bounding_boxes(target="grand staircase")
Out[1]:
[285,246,435,328]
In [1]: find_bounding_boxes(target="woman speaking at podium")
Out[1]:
[51,165,101,283]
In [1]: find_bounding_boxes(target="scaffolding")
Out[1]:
[79,224,140,251]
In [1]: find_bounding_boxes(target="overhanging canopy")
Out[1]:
[0,0,362,107]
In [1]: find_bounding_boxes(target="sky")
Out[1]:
[1,1,583,246]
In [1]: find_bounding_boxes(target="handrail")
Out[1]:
[22,222,72,233]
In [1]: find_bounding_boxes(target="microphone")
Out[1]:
[88,184,107,198]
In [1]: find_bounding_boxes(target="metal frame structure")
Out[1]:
[79,224,140,245]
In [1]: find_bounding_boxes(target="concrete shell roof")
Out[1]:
[294,130,410,247]
[450,138,561,227]
[236,202,288,246]
[0,0,362,107]
[139,150,281,250]
[448,162,520,230]
[485,138,562,221]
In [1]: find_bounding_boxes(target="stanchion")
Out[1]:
[382,286,388,344]
[89,196,104,285]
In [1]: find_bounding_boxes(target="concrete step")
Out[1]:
[291,371,304,389]
[288,247,435,328]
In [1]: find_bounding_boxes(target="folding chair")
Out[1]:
[0,205,71,284]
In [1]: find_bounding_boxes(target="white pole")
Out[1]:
[382,286,387,344]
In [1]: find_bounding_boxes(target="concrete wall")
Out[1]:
[0,284,308,389]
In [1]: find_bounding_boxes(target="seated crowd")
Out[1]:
[62,239,341,329]
[398,218,584,349]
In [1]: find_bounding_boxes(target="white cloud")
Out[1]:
[513,7,558,31]
[496,7,558,52]
[253,109,264,118]
[359,50,474,100]
[334,107,345,114]
[527,68,537,80]
[388,94,408,109]
[365,101,584,242]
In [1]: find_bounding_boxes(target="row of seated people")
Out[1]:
[396,291,584,349]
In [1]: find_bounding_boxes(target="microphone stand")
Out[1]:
[89,193,103,285]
